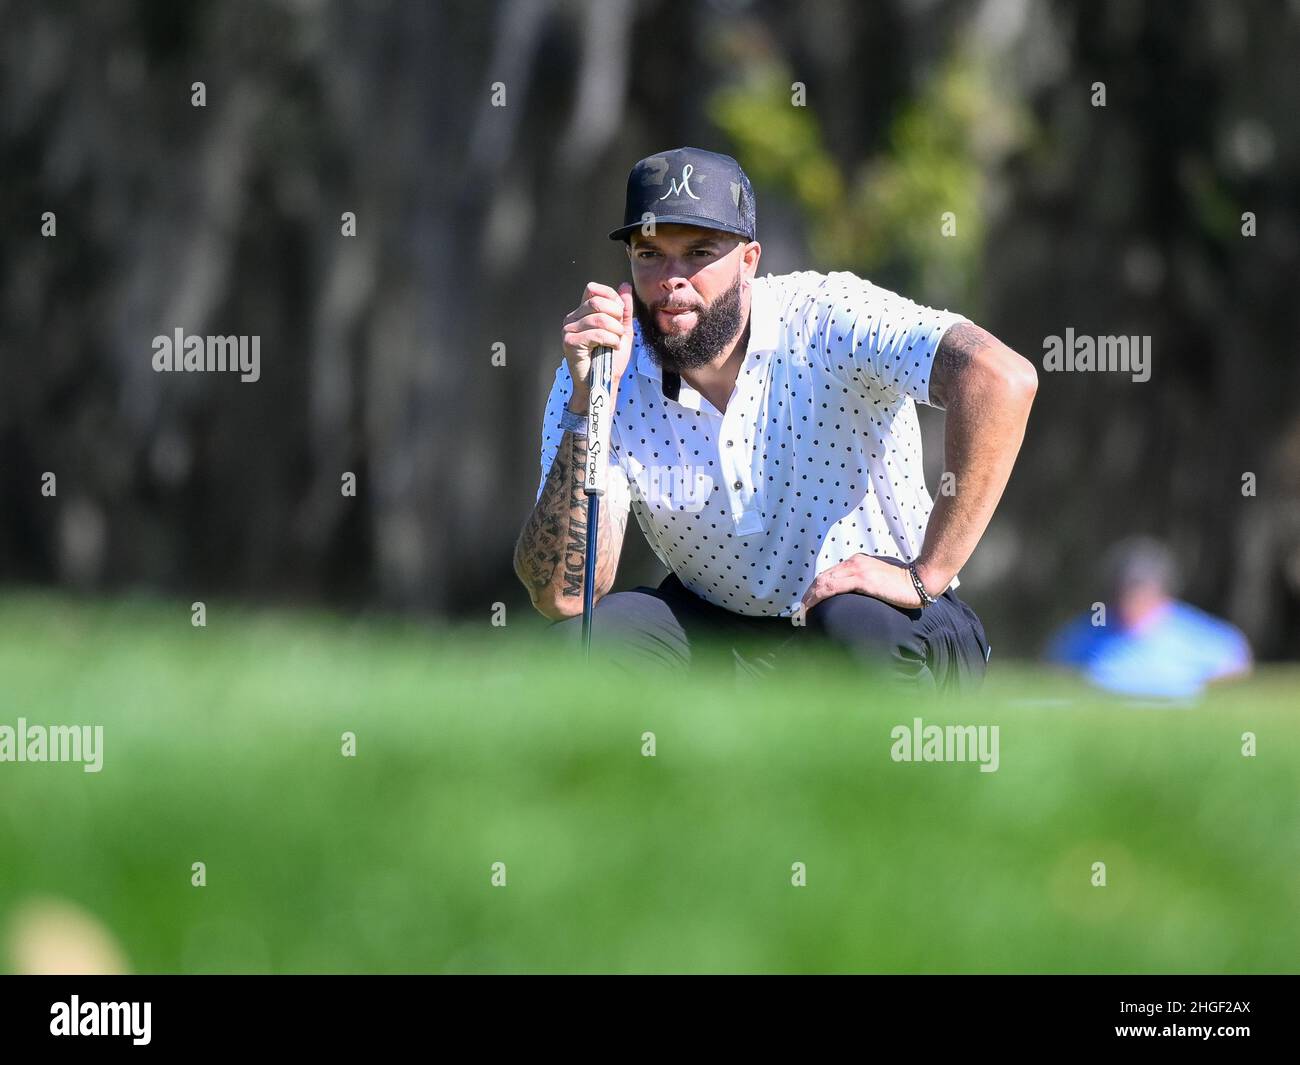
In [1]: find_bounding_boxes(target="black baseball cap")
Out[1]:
[608,146,756,244]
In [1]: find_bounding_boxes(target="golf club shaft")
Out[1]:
[581,344,615,657]
[581,492,600,655]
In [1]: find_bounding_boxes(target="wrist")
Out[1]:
[566,386,589,414]
[911,560,949,602]
[909,561,941,603]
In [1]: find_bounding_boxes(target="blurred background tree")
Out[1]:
[1,0,1297,657]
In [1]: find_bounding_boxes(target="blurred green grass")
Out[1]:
[0,590,1295,974]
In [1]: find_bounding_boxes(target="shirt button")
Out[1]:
[733,480,743,491]
[725,439,734,447]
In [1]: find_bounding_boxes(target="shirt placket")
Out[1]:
[718,385,764,536]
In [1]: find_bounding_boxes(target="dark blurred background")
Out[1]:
[2,0,1297,657]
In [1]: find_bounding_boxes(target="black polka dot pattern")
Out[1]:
[535,270,968,616]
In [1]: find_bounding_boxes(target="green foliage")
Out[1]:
[707,72,845,220]
[710,50,1034,311]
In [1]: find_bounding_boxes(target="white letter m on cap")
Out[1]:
[659,164,700,201]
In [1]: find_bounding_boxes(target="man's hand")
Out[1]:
[561,281,635,411]
[800,554,924,613]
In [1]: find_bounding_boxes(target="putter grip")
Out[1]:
[584,345,615,496]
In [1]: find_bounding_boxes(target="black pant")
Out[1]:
[551,573,991,692]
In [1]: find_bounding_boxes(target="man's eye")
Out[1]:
[637,251,659,259]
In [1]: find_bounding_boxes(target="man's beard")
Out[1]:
[632,272,746,374]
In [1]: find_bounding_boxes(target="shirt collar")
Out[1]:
[634,274,779,390]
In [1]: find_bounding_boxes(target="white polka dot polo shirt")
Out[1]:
[535,270,968,617]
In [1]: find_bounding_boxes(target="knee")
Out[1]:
[544,592,632,633]
[545,589,690,675]
[547,611,583,640]
[544,590,668,647]
[808,591,915,635]
[805,591,921,666]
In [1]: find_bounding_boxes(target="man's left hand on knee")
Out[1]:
[800,554,924,613]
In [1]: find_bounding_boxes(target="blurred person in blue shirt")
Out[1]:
[1046,537,1252,700]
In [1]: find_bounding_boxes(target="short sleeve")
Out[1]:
[535,360,632,520]
[818,270,968,406]
[1191,613,1252,681]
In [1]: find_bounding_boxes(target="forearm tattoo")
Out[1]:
[514,434,580,599]
[560,437,588,598]
[562,443,629,600]
[514,432,626,602]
